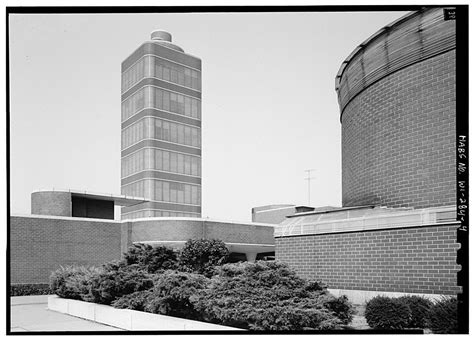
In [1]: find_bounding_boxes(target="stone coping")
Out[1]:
[48,296,241,331]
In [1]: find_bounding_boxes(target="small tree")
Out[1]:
[178,239,229,276]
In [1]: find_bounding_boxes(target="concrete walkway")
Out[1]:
[10,295,123,332]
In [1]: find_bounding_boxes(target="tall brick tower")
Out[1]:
[335,8,456,209]
[120,30,202,219]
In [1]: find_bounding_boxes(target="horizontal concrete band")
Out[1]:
[10,214,122,223]
[48,296,239,331]
[122,171,201,186]
[275,221,460,238]
[122,108,202,129]
[328,288,456,305]
[122,77,202,101]
[121,201,201,214]
[122,42,201,73]
[122,139,201,158]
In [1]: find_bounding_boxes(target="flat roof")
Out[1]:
[33,189,147,207]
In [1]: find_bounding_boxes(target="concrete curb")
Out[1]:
[48,296,241,331]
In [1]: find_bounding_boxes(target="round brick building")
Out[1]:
[335,8,456,209]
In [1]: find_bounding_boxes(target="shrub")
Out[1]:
[10,284,53,296]
[82,261,154,305]
[111,289,153,311]
[427,296,458,334]
[397,295,433,329]
[49,265,101,300]
[364,296,411,330]
[144,270,209,320]
[320,294,355,325]
[123,243,178,273]
[179,239,229,277]
[191,261,353,330]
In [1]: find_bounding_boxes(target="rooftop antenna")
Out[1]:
[304,169,316,206]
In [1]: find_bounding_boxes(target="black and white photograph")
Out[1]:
[6,3,469,335]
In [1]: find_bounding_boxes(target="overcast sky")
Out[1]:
[9,9,409,221]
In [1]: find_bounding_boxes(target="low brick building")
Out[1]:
[275,205,460,301]
[10,190,276,285]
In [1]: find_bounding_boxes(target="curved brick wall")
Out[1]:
[336,8,456,208]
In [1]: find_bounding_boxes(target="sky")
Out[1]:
[9,9,410,221]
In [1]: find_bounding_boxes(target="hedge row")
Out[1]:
[10,283,53,296]
[365,295,458,333]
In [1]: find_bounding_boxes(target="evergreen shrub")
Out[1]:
[364,296,411,330]
[179,239,229,277]
[123,243,178,273]
[427,296,458,334]
[145,270,209,320]
[191,261,354,330]
[82,261,154,305]
[49,265,101,300]
[397,295,433,329]
[111,289,154,311]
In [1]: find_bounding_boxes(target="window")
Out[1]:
[163,182,170,201]
[191,128,199,147]
[163,91,170,111]
[177,124,185,144]
[170,122,178,143]
[154,181,162,201]
[163,66,170,81]
[191,157,198,176]
[184,155,191,175]
[155,149,163,170]
[170,93,177,112]
[184,126,191,145]
[170,152,177,172]
[163,151,170,171]
[177,154,184,174]
[162,121,170,141]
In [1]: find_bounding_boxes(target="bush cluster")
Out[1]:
[10,283,53,296]
[49,239,355,330]
[364,295,457,333]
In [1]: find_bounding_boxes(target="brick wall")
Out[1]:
[31,191,71,217]
[275,224,460,295]
[130,219,274,245]
[10,215,122,284]
[10,215,274,284]
[340,50,456,209]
